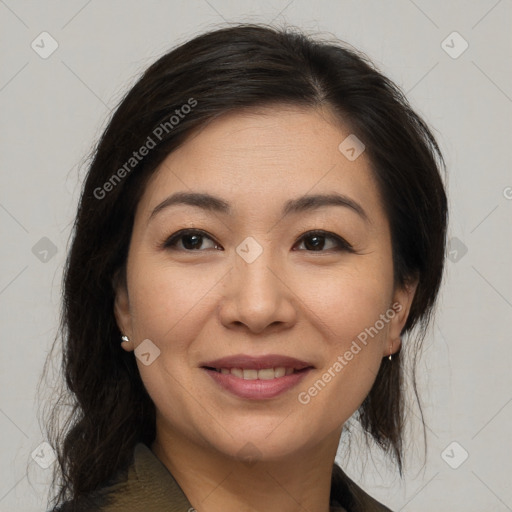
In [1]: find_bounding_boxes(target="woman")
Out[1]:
[45,23,447,512]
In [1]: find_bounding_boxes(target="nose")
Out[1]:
[218,251,297,335]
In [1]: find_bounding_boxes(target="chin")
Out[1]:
[205,424,318,464]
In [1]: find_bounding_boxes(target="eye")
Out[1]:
[293,230,354,252]
[162,229,222,251]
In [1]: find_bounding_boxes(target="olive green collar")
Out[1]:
[68,442,391,512]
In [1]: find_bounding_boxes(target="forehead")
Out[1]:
[137,106,385,223]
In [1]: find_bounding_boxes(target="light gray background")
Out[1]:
[1,1,511,511]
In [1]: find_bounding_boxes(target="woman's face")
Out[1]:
[115,106,415,462]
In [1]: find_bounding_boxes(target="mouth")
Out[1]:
[200,354,314,399]
[202,366,310,380]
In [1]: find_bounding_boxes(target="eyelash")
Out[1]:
[162,228,354,253]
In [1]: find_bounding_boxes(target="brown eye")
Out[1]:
[294,231,353,252]
[163,229,222,251]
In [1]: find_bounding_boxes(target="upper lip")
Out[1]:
[201,354,314,370]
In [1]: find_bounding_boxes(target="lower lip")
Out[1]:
[203,368,312,400]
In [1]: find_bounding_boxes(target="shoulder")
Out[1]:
[331,463,394,512]
[51,443,193,512]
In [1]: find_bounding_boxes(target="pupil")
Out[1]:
[306,235,324,250]
[183,234,202,250]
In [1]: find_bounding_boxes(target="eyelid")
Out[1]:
[162,228,354,253]
[293,229,354,252]
[162,228,222,250]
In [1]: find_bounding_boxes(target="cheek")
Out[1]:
[292,261,394,416]
[125,259,220,429]
[295,259,394,345]
[125,257,227,409]
[127,259,218,342]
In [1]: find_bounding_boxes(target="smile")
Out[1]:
[200,354,314,399]
[207,366,305,379]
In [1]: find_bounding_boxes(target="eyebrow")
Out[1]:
[149,191,369,223]
[149,192,231,221]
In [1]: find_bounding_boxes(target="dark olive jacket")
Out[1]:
[54,443,392,512]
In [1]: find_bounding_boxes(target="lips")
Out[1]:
[201,354,313,371]
[201,354,314,399]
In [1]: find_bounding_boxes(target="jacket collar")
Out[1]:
[131,443,391,512]
[79,443,390,512]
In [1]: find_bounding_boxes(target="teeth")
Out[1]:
[274,367,286,378]
[243,369,258,380]
[215,367,297,379]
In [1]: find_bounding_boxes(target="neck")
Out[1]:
[151,425,343,512]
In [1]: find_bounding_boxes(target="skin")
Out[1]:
[114,105,417,512]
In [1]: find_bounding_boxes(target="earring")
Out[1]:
[121,335,130,343]
[388,343,392,361]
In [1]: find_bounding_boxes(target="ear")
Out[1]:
[385,278,419,357]
[112,267,134,352]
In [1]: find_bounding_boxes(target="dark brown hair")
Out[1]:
[43,23,447,510]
